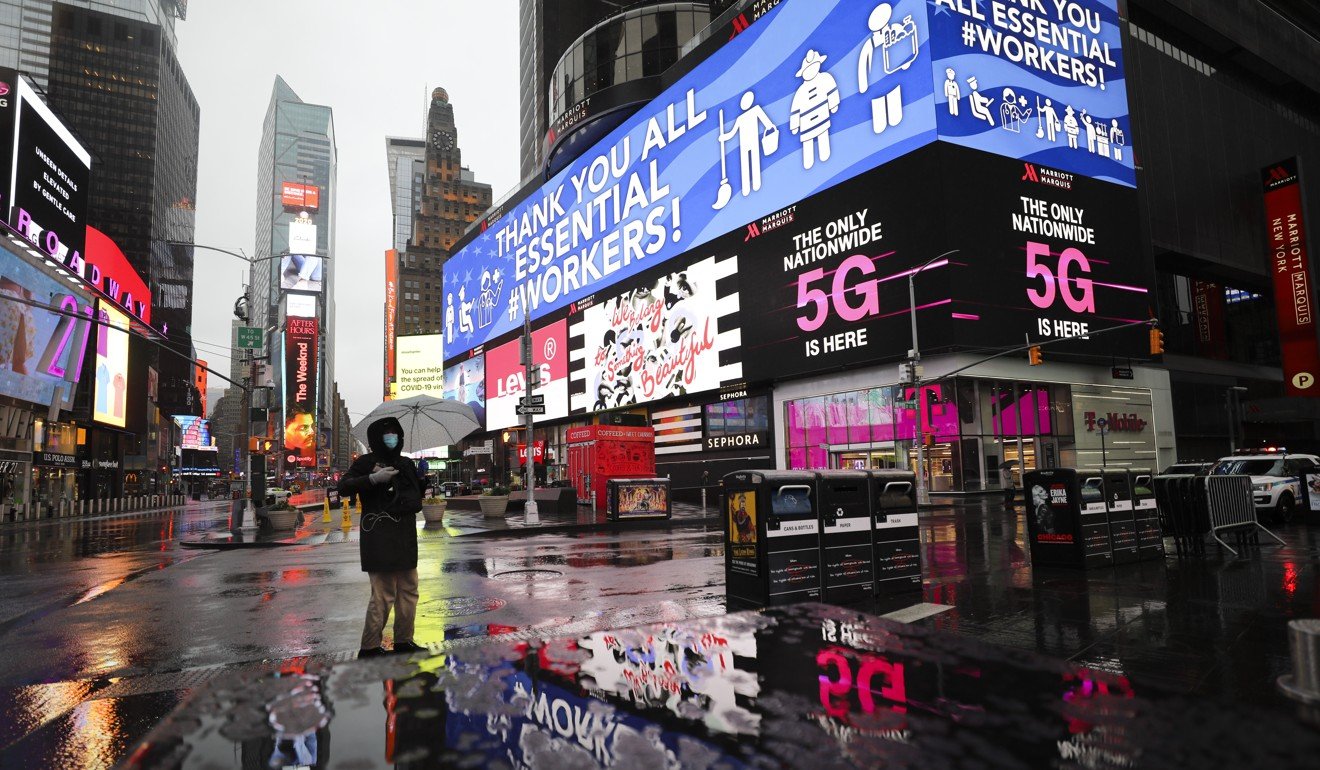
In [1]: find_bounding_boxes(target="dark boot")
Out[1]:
[392,640,428,654]
[358,646,388,659]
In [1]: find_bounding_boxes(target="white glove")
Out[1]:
[369,467,399,485]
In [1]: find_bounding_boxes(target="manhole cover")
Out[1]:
[418,596,506,617]
[490,569,563,582]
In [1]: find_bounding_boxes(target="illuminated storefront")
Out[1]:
[783,376,1161,493]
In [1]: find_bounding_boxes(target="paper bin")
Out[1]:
[723,471,821,606]
[816,470,874,604]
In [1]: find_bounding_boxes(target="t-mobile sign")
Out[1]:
[1262,158,1320,397]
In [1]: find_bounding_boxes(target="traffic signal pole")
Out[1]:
[522,311,539,524]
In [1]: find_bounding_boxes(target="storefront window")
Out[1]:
[868,387,894,443]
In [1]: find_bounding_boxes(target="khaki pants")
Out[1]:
[361,569,419,649]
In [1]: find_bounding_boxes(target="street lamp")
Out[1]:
[906,249,959,506]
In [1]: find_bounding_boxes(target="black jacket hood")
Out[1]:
[366,416,405,458]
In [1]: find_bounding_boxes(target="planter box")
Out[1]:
[479,496,509,518]
[266,509,298,531]
[421,501,447,523]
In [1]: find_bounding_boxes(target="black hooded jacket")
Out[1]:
[338,417,423,572]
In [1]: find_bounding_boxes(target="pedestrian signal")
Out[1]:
[1028,346,1043,366]
[1149,328,1165,355]
[249,437,276,453]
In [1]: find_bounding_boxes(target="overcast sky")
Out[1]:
[176,0,520,421]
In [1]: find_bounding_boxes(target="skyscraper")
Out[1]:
[392,89,491,338]
[386,136,425,254]
[253,76,338,473]
[41,1,200,418]
[518,1,730,180]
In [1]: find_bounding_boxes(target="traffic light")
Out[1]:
[1028,345,1043,366]
[248,437,276,453]
[1149,327,1165,355]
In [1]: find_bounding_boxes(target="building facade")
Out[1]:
[446,0,1320,497]
[519,0,732,181]
[252,76,340,478]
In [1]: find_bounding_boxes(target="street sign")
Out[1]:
[516,403,546,416]
[897,399,918,410]
[520,395,545,407]
[1111,366,1134,380]
[236,326,263,349]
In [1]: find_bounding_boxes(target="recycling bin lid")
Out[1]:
[725,470,818,484]
[816,469,869,481]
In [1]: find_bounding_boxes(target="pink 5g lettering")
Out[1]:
[1026,241,1095,314]
[796,254,881,332]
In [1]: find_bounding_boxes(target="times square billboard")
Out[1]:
[443,0,1146,427]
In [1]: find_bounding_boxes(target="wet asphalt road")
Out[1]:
[1,499,1317,768]
[0,500,729,768]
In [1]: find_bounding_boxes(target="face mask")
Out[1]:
[382,434,400,450]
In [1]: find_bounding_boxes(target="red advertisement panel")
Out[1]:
[384,249,398,395]
[1263,158,1320,396]
[485,319,569,431]
[284,317,318,466]
[281,181,320,211]
[84,225,151,325]
[1190,279,1227,360]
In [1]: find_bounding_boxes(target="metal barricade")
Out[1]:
[1203,475,1284,556]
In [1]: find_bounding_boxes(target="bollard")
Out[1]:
[341,499,352,529]
[322,498,332,523]
[1280,619,1320,705]
[356,496,363,514]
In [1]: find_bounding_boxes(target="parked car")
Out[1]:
[1210,452,1320,524]
[440,481,470,497]
[266,487,292,505]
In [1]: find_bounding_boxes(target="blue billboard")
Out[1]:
[929,0,1133,187]
[444,0,938,359]
[443,0,1133,361]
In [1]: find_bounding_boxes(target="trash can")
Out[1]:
[723,471,821,606]
[1130,469,1164,561]
[816,470,874,604]
[1024,468,1087,568]
[867,469,921,596]
[1078,469,1115,568]
[1103,468,1138,564]
[606,478,671,521]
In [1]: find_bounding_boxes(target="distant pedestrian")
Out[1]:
[1000,463,1017,508]
[338,416,426,658]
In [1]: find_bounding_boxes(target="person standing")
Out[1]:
[338,416,426,657]
[1000,463,1017,508]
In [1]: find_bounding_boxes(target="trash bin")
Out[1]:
[606,478,671,521]
[1130,469,1164,561]
[1023,468,1114,569]
[816,470,874,604]
[867,469,921,595]
[1103,468,1138,564]
[723,471,821,606]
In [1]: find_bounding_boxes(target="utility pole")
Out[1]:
[521,311,539,524]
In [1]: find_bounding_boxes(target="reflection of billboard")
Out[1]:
[442,357,485,428]
[573,254,739,412]
[485,319,568,431]
[283,317,318,466]
[174,416,212,448]
[396,334,445,398]
[0,256,90,405]
[93,300,129,427]
[280,255,323,293]
[280,181,320,210]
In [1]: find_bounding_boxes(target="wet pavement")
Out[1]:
[0,498,1313,767]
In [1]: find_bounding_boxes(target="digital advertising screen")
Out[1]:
[282,219,322,292]
[485,319,568,431]
[280,181,320,211]
[442,356,485,428]
[929,0,1134,187]
[0,254,92,406]
[285,292,317,318]
[443,0,938,362]
[174,415,213,448]
[93,300,130,427]
[283,316,318,466]
[396,333,445,398]
[6,72,93,262]
[570,253,742,412]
